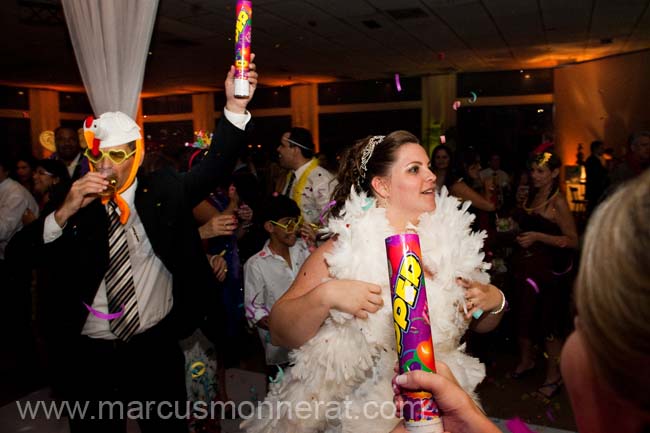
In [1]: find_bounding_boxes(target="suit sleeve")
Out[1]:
[183,109,250,208]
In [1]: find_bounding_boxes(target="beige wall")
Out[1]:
[554,50,650,166]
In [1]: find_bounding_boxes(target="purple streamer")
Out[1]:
[318,200,337,225]
[546,407,556,422]
[525,278,540,294]
[505,417,537,433]
[84,302,125,320]
[552,259,574,276]
[394,73,402,92]
[245,293,270,323]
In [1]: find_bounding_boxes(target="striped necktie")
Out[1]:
[105,201,140,341]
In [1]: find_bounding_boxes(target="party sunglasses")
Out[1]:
[84,147,136,164]
[270,216,303,233]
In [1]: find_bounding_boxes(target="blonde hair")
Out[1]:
[576,169,650,411]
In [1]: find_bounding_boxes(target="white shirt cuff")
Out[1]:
[223,107,251,130]
[43,212,65,243]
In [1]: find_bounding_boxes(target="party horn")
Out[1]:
[386,233,443,433]
[233,0,252,98]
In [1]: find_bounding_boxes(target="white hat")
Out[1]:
[84,111,141,149]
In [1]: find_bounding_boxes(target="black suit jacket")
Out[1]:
[37,115,247,344]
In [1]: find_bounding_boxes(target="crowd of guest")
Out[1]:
[1,87,648,433]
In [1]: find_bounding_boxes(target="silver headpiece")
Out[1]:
[358,135,384,186]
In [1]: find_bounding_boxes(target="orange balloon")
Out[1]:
[417,340,436,372]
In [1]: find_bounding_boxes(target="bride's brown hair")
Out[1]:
[329,130,420,218]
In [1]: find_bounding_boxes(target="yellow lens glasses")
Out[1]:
[85,147,136,165]
[270,216,303,233]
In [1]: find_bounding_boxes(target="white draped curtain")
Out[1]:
[62,0,159,118]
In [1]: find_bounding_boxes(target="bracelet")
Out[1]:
[490,289,507,315]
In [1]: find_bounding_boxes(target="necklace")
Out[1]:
[523,190,558,214]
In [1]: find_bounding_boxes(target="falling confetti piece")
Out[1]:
[526,278,540,294]
[440,135,446,144]
[452,100,461,111]
[394,73,402,92]
[269,365,285,384]
[361,197,374,211]
[505,417,537,433]
[546,408,556,422]
[84,302,125,320]
[318,200,337,224]
[468,91,478,103]
[552,259,573,276]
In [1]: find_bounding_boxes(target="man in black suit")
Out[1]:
[37,62,257,433]
[51,126,90,181]
[584,140,608,216]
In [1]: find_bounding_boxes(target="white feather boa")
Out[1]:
[242,188,489,433]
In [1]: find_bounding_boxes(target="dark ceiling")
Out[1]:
[1,0,649,96]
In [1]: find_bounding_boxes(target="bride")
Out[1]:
[242,131,505,433]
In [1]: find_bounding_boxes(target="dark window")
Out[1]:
[318,78,421,105]
[0,117,31,159]
[319,109,421,160]
[247,86,291,109]
[59,92,93,114]
[456,104,553,173]
[0,86,29,110]
[228,115,291,155]
[60,118,86,130]
[214,91,226,111]
[142,94,192,115]
[215,87,291,111]
[143,120,194,165]
[457,69,553,98]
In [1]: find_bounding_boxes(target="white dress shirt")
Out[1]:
[0,177,39,259]
[243,239,311,365]
[287,160,337,224]
[479,168,510,188]
[65,153,82,178]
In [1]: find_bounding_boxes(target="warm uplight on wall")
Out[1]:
[524,74,531,79]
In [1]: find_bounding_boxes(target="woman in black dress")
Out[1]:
[512,151,578,398]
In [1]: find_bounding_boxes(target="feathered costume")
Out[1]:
[242,188,489,433]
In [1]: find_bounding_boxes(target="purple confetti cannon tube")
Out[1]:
[234,0,252,98]
[386,233,443,433]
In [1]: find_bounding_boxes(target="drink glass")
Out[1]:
[97,167,118,197]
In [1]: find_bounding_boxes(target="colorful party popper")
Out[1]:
[385,233,443,433]
[234,0,252,98]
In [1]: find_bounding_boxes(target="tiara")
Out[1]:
[359,135,384,185]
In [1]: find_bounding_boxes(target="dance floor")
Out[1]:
[0,368,576,433]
